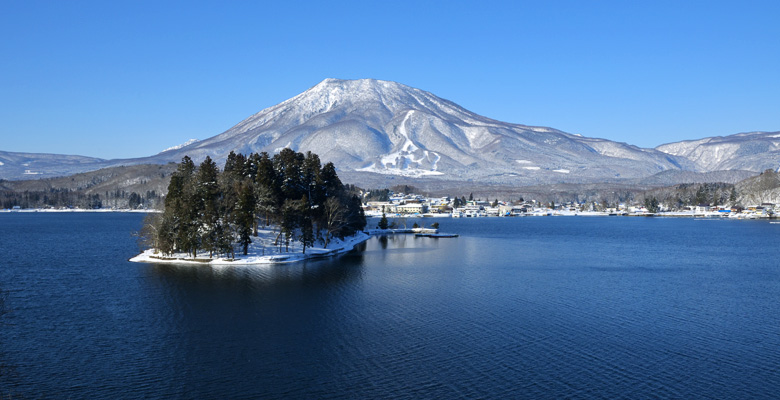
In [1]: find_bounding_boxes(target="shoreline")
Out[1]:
[130,227,446,266]
[129,230,371,266]
[368,211,776,219]
[2,208,773,219]
[1,208,157,213]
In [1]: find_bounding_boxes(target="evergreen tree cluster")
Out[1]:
[640,182,736,210]
[365,188,390,201]
[389,185,419,195]
[142,149,366,258]
[644,197,660,213]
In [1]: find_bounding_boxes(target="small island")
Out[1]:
[132,149,367,265]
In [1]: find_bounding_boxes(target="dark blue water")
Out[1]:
[1,213,779,399]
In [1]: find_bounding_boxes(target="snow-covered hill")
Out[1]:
[735,169,780,205]
[656,131,780,172]
[150,78,694,185]
[0,150,105,180]
[1,79,777,186]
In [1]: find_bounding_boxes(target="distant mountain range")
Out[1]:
[656,131,780,172]
[0,151,106,180]
[1,79,777,187]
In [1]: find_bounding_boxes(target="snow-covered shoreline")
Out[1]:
[129,229,371,265]
[1,208,157,213]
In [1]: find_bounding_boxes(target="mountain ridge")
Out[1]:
[155,78,695,185]
[655,131,780,172]
[0,79,776,186]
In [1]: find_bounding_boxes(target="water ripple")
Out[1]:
[1,214,779,398]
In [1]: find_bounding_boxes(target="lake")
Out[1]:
[1,213,779,398]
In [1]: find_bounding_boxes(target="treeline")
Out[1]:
[365,188,390,201]
[0,188,161,210]
[639,182,737,210]
[389,184,420,195]
[141,149,366,258]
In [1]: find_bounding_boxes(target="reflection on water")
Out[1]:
[2,214,780,399]
[147,249,365,289]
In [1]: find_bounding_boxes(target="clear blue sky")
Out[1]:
[2,1,779,159]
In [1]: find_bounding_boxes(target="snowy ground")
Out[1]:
[1,208,155,213]
[130,229,370,265]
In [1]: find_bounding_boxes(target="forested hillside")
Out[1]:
[0,164,176,209]
[735,169,780,205]
[634,170,780,210]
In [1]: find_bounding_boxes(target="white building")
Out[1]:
[396,203,428,214]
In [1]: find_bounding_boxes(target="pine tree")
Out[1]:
[197,156,221,257]
[254,152,279,228]
[234,182,255,255]
[275,148,305,201]
[378,212,389,230]
[164,156,200,257]
[320,162,343,199]
[302,152,324,205]
[302,152,324,239]
[300,216,314,254]
[280,198,300,252]
[344,194,367,235]
[223,151,247,179]
[214,222,234,258]
[299,195,315,254]
[219,152,246,243]
[245,152,260,181]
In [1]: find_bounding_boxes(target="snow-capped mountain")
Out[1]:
[656,131,780,172]
[150,78,693,185]
[1,79,776,186]
[0,150,105,180]
[160,139,200,154]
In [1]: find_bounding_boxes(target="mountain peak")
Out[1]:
[303,78,416,103]
[152,78,693,185]
[4,79,739,184]
[313,78,405,89]
[261,78,447,127]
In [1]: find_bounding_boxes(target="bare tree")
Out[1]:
[134,212,162,252]
[323,197,345,248]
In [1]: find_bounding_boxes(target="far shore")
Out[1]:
[1,208,157,213]
[2,207,775,219]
